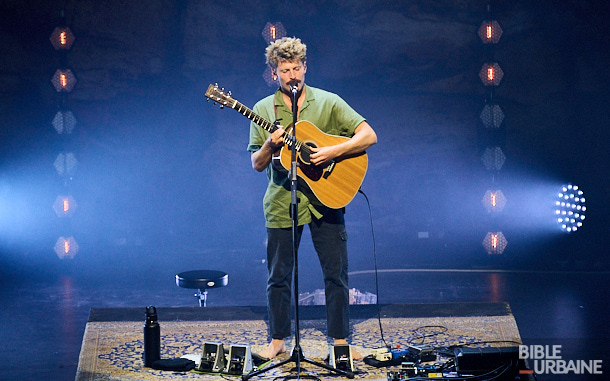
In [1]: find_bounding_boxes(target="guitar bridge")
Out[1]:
[323,160,336,179]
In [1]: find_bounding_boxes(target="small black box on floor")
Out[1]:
[454,346,519,379]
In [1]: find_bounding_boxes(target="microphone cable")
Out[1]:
[358,189,389,349]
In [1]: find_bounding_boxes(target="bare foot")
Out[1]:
[258,339,286,359]
[333,339,362,360]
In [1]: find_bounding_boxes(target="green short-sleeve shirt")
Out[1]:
[247,85,366,228]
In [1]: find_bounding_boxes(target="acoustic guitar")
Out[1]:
[205,83,367,209]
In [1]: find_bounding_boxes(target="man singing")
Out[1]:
[247,37,377,360]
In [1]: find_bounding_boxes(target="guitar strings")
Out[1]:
[235,98,312,155]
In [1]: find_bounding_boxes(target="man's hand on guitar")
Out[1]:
[252,126,286,172]
[309,145,338,166]
[267,128,285,150]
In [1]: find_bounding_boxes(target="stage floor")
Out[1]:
[76,303,522,380]
[1,268,609,380]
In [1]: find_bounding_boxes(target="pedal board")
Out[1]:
[364,345,436,368]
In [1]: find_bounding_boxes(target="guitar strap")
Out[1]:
[273,101,280,125]
[271,100,284,165]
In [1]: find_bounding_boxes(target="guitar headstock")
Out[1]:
[205,83,236,109]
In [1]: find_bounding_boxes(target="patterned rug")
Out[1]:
[76,303,522,381]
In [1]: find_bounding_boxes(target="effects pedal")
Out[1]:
[329,344,355,372]
[407,344,436,362]
[364,347,398,367]
[224,344,253,375]
[198,342,226,373]
[364,346,415,367]
[387,362,418,380]
[371,347,392,361]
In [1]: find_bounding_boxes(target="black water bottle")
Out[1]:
[143,306,160,367]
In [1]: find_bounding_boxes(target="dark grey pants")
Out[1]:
[266,210,349,340]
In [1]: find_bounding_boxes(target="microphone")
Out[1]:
[288,80,299,94]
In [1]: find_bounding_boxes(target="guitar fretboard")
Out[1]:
[233,101,276,133]
[232,100,310,154]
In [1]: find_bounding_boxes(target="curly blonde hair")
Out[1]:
[265,37,307,70]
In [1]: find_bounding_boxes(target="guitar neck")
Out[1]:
[205,83,306,152]
[231,100,277,133]
[231,100,306,152]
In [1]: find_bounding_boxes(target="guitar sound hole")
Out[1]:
[299,142,316,165]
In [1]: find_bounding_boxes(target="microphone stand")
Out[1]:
[243,83,354,380]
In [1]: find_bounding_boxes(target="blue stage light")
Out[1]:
[555,184,586,232]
